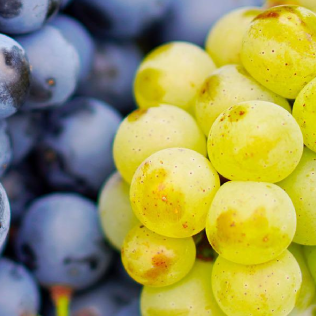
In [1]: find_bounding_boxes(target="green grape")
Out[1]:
[134,42,216,113]
[206,7,263,67]
[206,181,296,265]
[241,5,316,99]
[98,172,139,250]
[265,0,316,12]
[288,243,316,312]
[304,246,316,286]
[121,224,196,287]
[208,100,303,183]
[293,77,316,153]
[141,259,225,316]
[195,64,291,135]
[113,105,206,184]
[130,148,220,238]
[278,148,316,245]
[212,251,302,316]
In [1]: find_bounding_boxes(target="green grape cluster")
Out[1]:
[99,2,316,315]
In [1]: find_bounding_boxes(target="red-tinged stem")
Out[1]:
[50,286,73,316]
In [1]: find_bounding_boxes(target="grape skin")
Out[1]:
[130,148,220,238]
[206,181,296,265]
[121,224,196,287]
[212,251,302,316]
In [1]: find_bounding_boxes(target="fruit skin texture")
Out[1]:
[293,77,316,153]
[278,148,316,245]
[0,182,10,251]
[303,246,316,286]
[113,104,206,184]
[195,64,291,135]
[98,172,139,250]
[141,259,225,316]
[208,100,303,183]
[212,251,302,316]
[121,224,196,287]
[206,7,263,67]
[130,148,220,238]
[265,0,316,12]
[241,5,316,99]
[134,42,216,112]
[206,181,296,265]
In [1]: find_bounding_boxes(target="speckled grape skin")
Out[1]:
[206,181,296,265]
[195,64,291,136]
[16,193,113,290]
[130,148,220,238]
[122,224,196,287]
[114,105,207,184]
[141,260,225,316]
[0,258,40,316]
[0,0,60,34]
[134,42,216,112]
[206,7,263,67]
[293,77,316,153]
[288,244,315,312]
[208,101,303,183]
[241,5,316,99]
[16,25,80,110]
[99,172,139,250]
[212,251,302,316]
[278,148,316,245]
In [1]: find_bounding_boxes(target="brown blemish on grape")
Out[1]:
[144,252,173,280]
[199,75,220,101]
[228,106,248,122]
[127,109,148,122]
[255,10,280,20]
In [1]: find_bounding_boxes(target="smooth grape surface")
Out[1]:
[303,246,316,287]
[195,64,290,135]
[241,5,316,99]
[278,148,316,245]
[208,101,303,182]
[293,77,316,153]
[206,7,262,67]
[99,172,139,250]
[141,259,225,316]
[134,42,216,113]
[130,148,220,238]
[212,251,302,316]
[206,181,296,265]
[114,105,206,183]
[122,224,196,287]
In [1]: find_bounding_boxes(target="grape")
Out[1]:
[141,259,225,316]
[130,148,220,238]
[303,246,316,285]
[208,100,303,182]
[212,251,302,316]
[293,77,316,153]
[113,104,207,184]
[265,0,316,12]
[278,148,316,245]
[288,244,315,312]
[121,224,196,287]
[134,42,216,113]
[206,181,296,265]
[195,64,291,135]
[206,7,263,67]
[98,172,139,250]
[241,5,316,99]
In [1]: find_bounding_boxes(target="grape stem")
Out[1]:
[50,285,73,316]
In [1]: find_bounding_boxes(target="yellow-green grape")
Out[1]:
[130,148,220,238]
[134,42,216,112]
[304,246,316,286]
[195,64,291,135]
[241,5,316,99]
[208,101,303,182]
[121,224,196,287]
[288,244,316,312]
[265,0,316,12]
[113,105,206,184]
[98,172,139,250]
[141,259,225,316]
[278,148,316,245]
[293,77,316,153]
[212,251,302,316]
[206,181,296,265]
[206,7,262,67]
